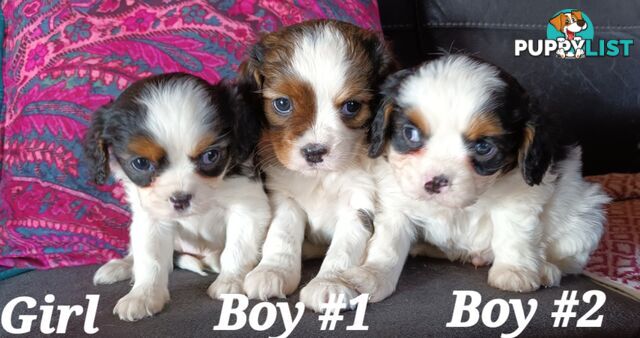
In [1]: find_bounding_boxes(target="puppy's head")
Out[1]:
[84,73,260,219]
[241,20,395,173]
[370,55,556,208]
[549,11,587,35]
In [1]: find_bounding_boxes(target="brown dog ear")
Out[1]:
[83,103,114,185]
[239,41,265,90]
[369,34,398,83]
[549,13,565,32]
[572,10,583,21]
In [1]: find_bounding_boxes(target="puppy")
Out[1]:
[84,73,270,321]
[240,20,395,311]
[343,55,609,302]
[549,10,588,58]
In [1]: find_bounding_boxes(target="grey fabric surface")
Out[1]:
[1,257,638,337]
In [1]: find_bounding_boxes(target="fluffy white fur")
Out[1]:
[243,26,376,312]
[92,77,271,321]
[343,56,609,302]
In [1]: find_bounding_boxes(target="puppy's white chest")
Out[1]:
[173,207,227,256]
[267,168,353,241]
[423,207,491,250]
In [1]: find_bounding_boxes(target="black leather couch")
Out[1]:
[379,0,640,175]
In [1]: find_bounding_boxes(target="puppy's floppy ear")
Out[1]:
[549,13,565,32]
[215,79,263,164]
[83,103,114,185]
[519,105,556,186]
[239,40,265,90]
[369,68,412,158]
[362,32,398,84]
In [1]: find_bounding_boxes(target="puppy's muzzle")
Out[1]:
[424,175,450,194]
[170,192,192,211]
[301,143,329,164]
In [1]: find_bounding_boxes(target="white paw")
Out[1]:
[299,276,359,313]
[341,266,394,303]
[113,287,169,322]
[243,266,299,300]
[208,275,244,299]
[488,264,540,293]
[202,253,221,273]
[94,258,132,285]
[175,254,207,276]
[540,262,562,287]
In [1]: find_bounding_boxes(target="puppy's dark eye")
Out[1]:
[200,149,220,166]
[340,101,361,118]
[131,157,154,171]
[273,97,292,116]
[403,124,422,144]
[474,139,497,158]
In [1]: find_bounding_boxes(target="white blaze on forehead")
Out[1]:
[398,55,505,135]
[290,26,349,132]
[138,78,215,162]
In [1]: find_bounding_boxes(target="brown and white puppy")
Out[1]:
[549,10,588,58]
[240,20,395,312]
[84,73,270,321]
[343,55,608,302]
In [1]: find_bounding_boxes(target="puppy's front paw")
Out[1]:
[243,266,299,300]
[113,287,169,321]
[299,276,359,313]
[94,258,132,285]
[208,275,244,299]
[341,266,393,303]
[540,262,561,287]
[488,264,540,292]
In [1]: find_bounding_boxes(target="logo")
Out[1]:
[515,9,634,58]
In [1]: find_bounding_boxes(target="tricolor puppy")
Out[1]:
[343,55,609,302]
[84,73,270,321]
[240,20,395,312]
[549,10,588,58]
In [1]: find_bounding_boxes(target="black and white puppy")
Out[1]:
[343,55,609,301]
[84,73,270,321]
[240,20,395,312]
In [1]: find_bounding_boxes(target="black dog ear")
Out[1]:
[368,68,412,158]
[215,80,263,164]
[238,41,265,90]
[519,107,556,186]
[369,97,395,158]
[83,104,114,185]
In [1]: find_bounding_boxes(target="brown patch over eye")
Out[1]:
[465,113,504,140]
[190,133,217,158]
[262,77,316,166]
[263,78,316,130]
[334,85,373,129]
[406,108,430,135]
[128,135,165,162]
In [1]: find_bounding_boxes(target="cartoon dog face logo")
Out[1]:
[549,10,589,58]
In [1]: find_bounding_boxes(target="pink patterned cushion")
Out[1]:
[0,0,381,270]
[584,174,640,299]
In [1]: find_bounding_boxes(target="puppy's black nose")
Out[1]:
[301,143,329,164]
[577,20,586,27]
[424,175,450,194]
[170,192,192,211]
